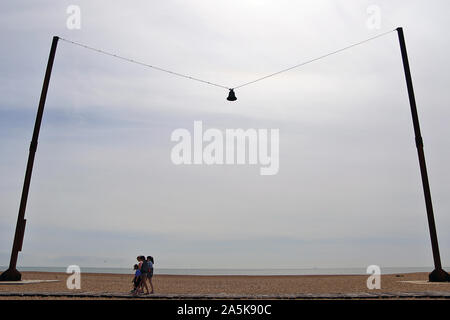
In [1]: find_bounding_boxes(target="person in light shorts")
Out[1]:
[137,255,150,294]
[146,256,154,294]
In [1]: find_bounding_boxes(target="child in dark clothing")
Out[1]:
[131,264,142,294]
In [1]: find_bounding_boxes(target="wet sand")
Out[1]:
[1,271,450,298]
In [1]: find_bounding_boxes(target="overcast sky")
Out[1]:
[1,0,449,270]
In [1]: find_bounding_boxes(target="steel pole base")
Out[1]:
[429,268,450,282]
[0,268,22,281]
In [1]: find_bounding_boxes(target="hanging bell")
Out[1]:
[227,89,237,101]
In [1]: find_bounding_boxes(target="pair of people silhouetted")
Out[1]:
[132,255,154,295]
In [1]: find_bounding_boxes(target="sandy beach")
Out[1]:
[1,271,450,299]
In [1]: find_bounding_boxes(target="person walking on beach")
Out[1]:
[146,256,154,294]
[131,264,142,294]
[137,255,150,294]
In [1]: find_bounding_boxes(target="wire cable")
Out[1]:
[58,37,230,90]
[232,29,396,90]
[59,29,396,92]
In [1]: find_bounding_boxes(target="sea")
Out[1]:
[1,266,441,276]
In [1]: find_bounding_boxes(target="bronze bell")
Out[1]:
[227,89,237,101]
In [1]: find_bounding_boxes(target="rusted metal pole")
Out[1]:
[0,36,59,281]
[396,27,449,282]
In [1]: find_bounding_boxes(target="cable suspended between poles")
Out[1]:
[59,29,395,102]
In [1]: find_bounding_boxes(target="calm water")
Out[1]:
[1,266,440,276]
